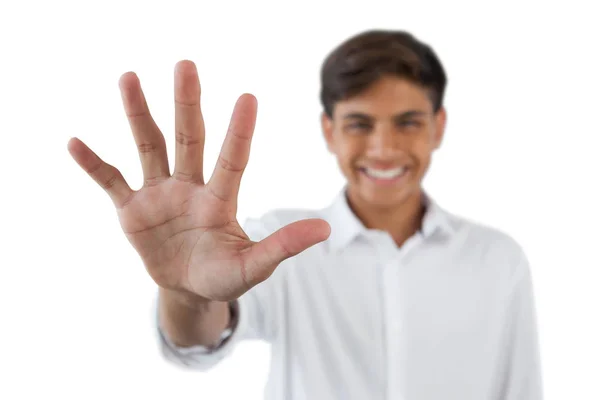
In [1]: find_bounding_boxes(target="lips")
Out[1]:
[358,166,410,186]
[362,166,406,179]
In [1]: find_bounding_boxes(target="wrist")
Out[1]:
[160,287,211,311]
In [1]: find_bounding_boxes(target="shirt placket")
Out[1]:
[380,233,422,400]
[366,232,398,400]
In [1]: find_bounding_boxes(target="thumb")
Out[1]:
[241,218,331,286]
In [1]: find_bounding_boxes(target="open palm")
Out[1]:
[68,60,330,302]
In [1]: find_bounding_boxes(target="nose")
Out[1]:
[367,126,398,158]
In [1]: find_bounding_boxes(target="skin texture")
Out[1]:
[321,75,447,246]
[67,60,331,303]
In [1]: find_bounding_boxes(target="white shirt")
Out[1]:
[157,187,544,400]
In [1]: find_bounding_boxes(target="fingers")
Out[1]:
[67,137,134,208]
[173,60,205,183]
[241,219,331,286]
[119,72,170,185]
[207,94,257,202]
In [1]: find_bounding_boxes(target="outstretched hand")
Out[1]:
[67,60,330,301]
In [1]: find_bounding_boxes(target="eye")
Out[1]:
[398,119,423,130]
[346,122,372,133]
[398,120,421,128]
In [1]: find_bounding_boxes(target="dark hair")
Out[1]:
[320,30,447,118]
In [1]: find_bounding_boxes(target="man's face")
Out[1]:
[322,75,446,209]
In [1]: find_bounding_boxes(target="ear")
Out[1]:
[432,107,447,150]
[321,111,335,153]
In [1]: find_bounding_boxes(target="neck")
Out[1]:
[346,188,426,248]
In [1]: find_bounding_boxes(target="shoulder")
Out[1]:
[445,211,531,280]
[455,213,525,253]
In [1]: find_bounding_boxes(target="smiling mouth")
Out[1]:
[359,166,409,185]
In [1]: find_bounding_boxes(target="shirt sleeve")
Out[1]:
[154,215,280,371]
[498,254,545,399]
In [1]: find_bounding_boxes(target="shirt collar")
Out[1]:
[420,190,454,238]
[323,185,455,252]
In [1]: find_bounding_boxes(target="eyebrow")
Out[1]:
[342,111,428,121]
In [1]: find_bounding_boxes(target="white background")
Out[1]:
[1,1,599,399]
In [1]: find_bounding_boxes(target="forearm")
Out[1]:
[158,287,231,348]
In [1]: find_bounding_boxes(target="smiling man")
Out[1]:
[68,29,543,399]
[321,73,447,247]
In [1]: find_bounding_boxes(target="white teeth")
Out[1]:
[364,167,406,179]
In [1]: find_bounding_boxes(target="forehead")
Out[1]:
[334,76,433,118]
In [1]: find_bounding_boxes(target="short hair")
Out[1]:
[320,30,447,118]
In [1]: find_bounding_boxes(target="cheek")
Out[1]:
[412,146,435,175]
[336,141,361,162]
[334,147,362,179]
[410,135,436,158]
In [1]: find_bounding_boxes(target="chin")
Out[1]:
[348,183,419,211]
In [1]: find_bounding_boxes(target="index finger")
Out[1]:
[207,94,257,202]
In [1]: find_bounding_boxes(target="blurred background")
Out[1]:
[1,0,598,398]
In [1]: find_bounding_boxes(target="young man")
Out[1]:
[68,30,543,399]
